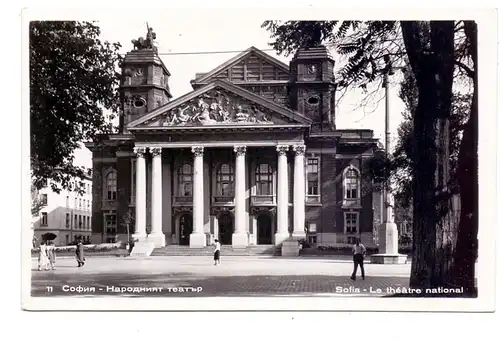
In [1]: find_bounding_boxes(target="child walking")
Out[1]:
[213,239,221,265]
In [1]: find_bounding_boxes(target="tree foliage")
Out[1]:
[31,184,43,217]
[262,21,404,91]
[263,20,478,294]
[30,21,122,194]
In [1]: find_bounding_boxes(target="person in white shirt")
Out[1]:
[350,238,366,280]
[213,239,221,265]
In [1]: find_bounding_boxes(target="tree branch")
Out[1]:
[454,60,474,79]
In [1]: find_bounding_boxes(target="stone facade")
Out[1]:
[86,45,381,248]
[33,174,93,246]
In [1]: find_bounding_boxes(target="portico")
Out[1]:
[87,42,380,254]
[132,140,307,248]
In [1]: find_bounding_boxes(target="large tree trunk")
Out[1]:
[401,21,455,289]
[451,21,478,296]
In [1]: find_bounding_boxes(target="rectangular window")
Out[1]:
[345,178,359,199]
[40,194,48,206]
[344,212,359,234]
[105,214,117,234]
[87,216,91,230]
[257,181,272,196]
[78,215,82,228]
[65,213,70,228]
[82,216,86,229]
[307,158,319,196]
[74,214,77,228]
[181,182,193,197]
[41,212,48,226]
[66,196,69,208]
[74,198,77,209]
[306,157,320,204]
[87,200,90,211]
[106,172,117,200]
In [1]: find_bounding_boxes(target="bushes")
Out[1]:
[299,244,413,255]
[31,242,124,254]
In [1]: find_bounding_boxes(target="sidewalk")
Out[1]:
[30,255,410,297]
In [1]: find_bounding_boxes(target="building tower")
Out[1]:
[288,45,337,132]
[119,27,172,133]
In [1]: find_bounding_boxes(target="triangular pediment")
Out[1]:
[191,46,290,87]
[128,80,311,129]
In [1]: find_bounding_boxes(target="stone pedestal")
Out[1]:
[147,233,166,248]
[292,232,306,240]
[281,240,301,257]
[274,232,289,246]
[132,233,146,242]
[130,241,155,257]
[232,233,248,248]
[371,254,408,264]
[189,233,206,248]
[370,222,407,264]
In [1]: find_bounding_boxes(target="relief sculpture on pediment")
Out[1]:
[162,89,275,126]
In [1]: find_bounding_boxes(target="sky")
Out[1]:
[73,14,405,168]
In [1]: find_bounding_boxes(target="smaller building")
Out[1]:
[32,174,93,246]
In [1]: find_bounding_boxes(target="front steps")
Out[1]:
[151,244,280,256]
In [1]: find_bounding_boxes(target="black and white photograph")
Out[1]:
[21,7,497,312]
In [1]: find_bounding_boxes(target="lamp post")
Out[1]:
[371,57,407,264]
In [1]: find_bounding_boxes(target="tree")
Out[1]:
[451,21,478,294]
[392,66,471,208]
[30,21,122,194]
[263,20,478,295]
[31,183,43,217]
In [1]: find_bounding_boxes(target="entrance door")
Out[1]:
[179,214,193,245]
[257,213,273,245]
[218,213,233,245]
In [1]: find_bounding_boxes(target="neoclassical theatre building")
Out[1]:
[86,35,381,249]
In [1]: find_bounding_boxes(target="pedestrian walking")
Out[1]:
[213,239,221,266]
[350,238,366,280]
[37,242,50,271]
[75,239,85,267]
[47,241,56,270]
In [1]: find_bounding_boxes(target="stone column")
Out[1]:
[275,145,290,245]
[149,147,165,247]
[133,147,147,240]
[232,146,248,248]
[292,144,306,239]
[190,146,206,248]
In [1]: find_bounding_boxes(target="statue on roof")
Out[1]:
[131,23,158,51]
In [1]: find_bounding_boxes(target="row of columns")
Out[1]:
[132,144,307,248]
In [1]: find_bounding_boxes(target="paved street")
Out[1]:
[31,256,410,297]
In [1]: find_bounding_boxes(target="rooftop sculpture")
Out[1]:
[131,23,157,51]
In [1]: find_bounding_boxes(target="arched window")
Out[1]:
[178,164,193,197]
[106,172,117,200]
[216,163,234,197]
[256,163,273,196]
[343,166,360,206]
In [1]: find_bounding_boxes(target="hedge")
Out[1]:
[32,242,127,254]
